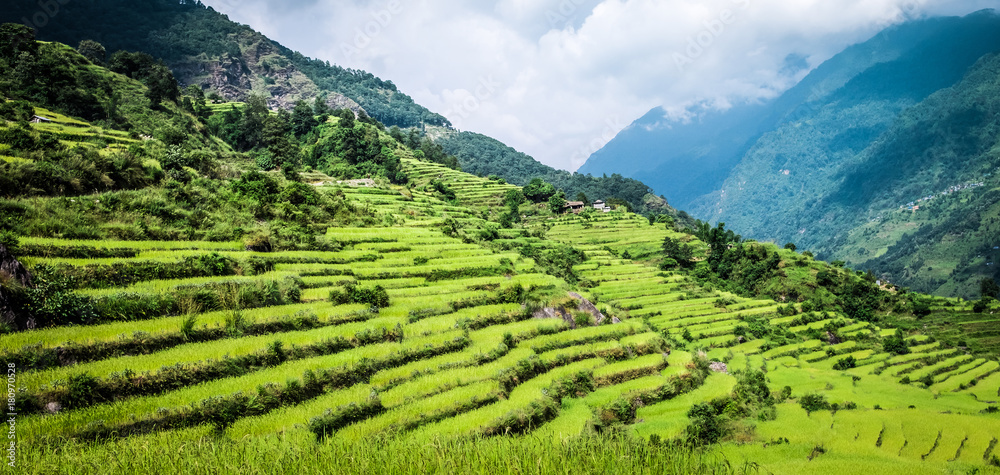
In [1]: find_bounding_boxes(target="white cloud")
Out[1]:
[204,0,993,172]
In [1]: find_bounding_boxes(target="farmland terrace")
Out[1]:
[3,158,999,475]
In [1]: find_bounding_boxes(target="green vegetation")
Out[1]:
[0,1,447,129]
[681,13,1000,300]
[1,16,999,475]
[437,130,693,220]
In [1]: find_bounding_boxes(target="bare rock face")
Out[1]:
[532,305,575,328]
[709,362,729,374]
[325,93,365,116]
[532,292,614,329]
[568,292,608,324]
[0,243,35,330]
[170,34,369,117]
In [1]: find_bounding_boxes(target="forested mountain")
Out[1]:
[0,0,447,128]
[4,14,1000,475]
[579,12,994,210]
[436,130,690,220]
[582,9,1000,298]
[0,0,668,213]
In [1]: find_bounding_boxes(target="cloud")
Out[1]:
[203,0,992,172]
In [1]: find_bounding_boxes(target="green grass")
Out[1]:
[632,373,737,440]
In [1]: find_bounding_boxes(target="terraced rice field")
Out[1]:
[6,159,999,474]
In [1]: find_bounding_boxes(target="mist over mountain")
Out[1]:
[582,9,1000,297]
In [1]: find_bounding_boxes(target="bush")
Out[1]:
[799,393,831,414]
[911,300,932,317]
[331,283,389,308]
[882,329,910,355]
[685,403,722,445]
[832,355,857,371]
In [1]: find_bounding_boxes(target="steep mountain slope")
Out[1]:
[435,129,690,219]
[689,9,1000,297]
[582,9,1000,297]
[0,0,448,128]
[0,0,670,212]
[817,53,1000,298]
[578,13,964,210]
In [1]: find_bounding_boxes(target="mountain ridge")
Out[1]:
[582,9,1000,297]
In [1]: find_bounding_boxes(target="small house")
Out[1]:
[564,201,585,214]
[30,115,52,124]
[592,200,605,210]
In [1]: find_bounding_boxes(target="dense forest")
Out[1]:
[438,131,692,221]
[0,0,449,128]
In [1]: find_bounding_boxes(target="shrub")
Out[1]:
[685,403,722,445]
[832,355,857,371]
[497,283,525,304]
[911,300,932,317]
[331,283,389,308]
[882,329,910,355]
[799,393,831,414]
[973,298,993,313]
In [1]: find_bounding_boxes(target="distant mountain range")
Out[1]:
[580,9,1000,298]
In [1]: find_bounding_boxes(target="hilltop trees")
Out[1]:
[523,178,556,202]
[77,39,105,65]
[661,237,694,269]
[108,51,179,107]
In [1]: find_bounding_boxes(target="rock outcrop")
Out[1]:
[532,292,611,328]
[0,243,35,330]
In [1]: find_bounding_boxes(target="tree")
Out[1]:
[143,62,179,106]
[882,329,909,355]
[182,85,209,120]
[685,403,722,445]
[238,94,270,151]
[504,188,525,209]
[981,278,1000,299]
[313,95,331,116]
[575,192,589,204]
[784,242,797,252]
[523,177,556,202]
[662,237,693,268]
[291,100,318,138]
[548,190,567,213]
[77,40,106,65]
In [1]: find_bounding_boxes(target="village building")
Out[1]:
[564,201,585,214]
[592,200,612,213]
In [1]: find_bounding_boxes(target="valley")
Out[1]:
[1,4,999,474]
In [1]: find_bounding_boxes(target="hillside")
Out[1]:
[0,0,448,128]
[435,129,691,220]
[0,0,672,214]
[577,13,963,209]
[1,35,999,475]
[693,10,1000,299]
[581,9,1000,298]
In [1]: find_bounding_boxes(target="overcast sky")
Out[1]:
[202,0,995,172]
